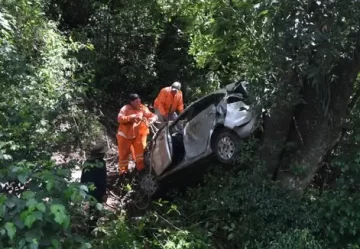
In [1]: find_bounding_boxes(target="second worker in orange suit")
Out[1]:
[153,82,184,122]
[117,94,157,176]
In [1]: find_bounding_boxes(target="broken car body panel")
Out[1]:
[224,96,252,129]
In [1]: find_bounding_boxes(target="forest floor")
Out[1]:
[51,143,132,213]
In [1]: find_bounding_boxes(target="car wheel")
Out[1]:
[213,129,240,164]
[135,168,159,197]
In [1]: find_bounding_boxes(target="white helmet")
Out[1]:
[171,82,181,91]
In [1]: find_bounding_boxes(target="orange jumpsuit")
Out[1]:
[130,146,135,161]
[117,104,156,175]
[154,87,184,117]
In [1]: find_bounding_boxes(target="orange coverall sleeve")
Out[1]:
[157,89,167,116]
[177,91,184,113]
[117,106,133,124]
[144,106,158,122]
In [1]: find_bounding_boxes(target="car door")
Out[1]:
[183,104,217,160]
[224,94,252,129]
[151,125,173,176]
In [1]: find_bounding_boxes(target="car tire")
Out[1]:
[135,166,159,197]
[212,128,240,165]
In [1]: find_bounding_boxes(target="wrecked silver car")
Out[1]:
[139,81,262,196]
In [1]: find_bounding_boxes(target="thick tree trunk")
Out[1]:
[259,28,360,192]
[277,49,360,193]
[258,74,301,177]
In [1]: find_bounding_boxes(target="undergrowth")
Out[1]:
[91,137,360,249]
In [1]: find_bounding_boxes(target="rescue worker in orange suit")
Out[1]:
[153,82,184,123]
[117,93,157,176]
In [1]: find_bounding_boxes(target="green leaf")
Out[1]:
[18,238,26,248]
[24,213,36,228]
[11,166,22,173]
[14,216,25,229]
[46,180,54,191]
[50,204,67,226]
[85,43,94,51]
[18,174,28,184]
[29,239,39,249]
[79,243,92,249]
[33,211,43,220]
[52,239,60,249]
[5,198,16,208]
[26,198,37,207]
[80,185,88,192]
[23,191,35,199]
[96,203,103,211]
[5,222,16,240]
[36,203,46,212]
[259,9,269,16]
[0,194,6,204]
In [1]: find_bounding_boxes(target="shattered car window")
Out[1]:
[226,81,249,99]
[187,93,225,120]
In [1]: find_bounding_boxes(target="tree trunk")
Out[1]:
[259,29,360,192]
[258,73,301,178]
[276,49,360,193]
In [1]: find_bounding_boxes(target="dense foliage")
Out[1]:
[2,0,360,248]
[89,138,360,249]
[0,0,100,248]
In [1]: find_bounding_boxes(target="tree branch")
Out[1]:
[349,84,360,110]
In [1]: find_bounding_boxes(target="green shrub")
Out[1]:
[315,190,360,248]
[177,166,319,248]
[92,209,212,249]
[266,229,322,249]
[0,1,95,247]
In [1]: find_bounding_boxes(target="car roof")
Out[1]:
[205,80,249,98]
[225,80,249,95]
[184,81,248,109]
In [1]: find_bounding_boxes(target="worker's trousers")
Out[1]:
[116,134,147,175]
